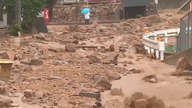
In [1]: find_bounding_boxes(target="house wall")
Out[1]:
[51,2,154,23]
[0,14,7,28]
[148,0,190,10]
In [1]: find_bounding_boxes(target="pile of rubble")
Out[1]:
[0,10,187,108]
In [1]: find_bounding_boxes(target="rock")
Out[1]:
[131,99,148,108]
[128,55,134,59]
[107,53,119,65]
[104,99,124,108]
[65,43,76,52]
[142,74,158,83]
[20,59,30,65]
[124,97,132,107]
[48,75,61,80]
[110,88,123,96]
[0,86,6,95]
[52,60,68,65]
[89,55,101,64]
[33,52,45,59]
[119,47,126,52]
[109,44,115,52]
[130,92,149,101]
[130,69,144,74]
[35,91,44,99]
[176,57,192,70]
[0,96,11,108]
[108,72,121,80]
[93,76,112,90]
[10,103,19,107]
[35,34,45,40]
[48,48,58,52]
[23,65,33,72]
[124,93,165,108]
[147,96,166,108]
[114,44,119,52]
[19,40,29,46]
[72,33,87,40]
[0,52,9,59]
[12,69,20,73]
[24,89,35,98]
[30,59,43,66]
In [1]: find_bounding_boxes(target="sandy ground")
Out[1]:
[0,9,190,108]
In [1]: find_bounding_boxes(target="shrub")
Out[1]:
[10,23,22,36]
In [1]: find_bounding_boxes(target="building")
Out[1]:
[121,0,150,19]
[0,3,7,28]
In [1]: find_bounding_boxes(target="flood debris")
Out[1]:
[142,74,158,83]
[124,92,166,108]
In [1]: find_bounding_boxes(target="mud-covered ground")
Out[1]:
[0,9,190,108]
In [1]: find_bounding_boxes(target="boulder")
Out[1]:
[108,53,119,65]
[24,89,35,98]
[30,59,43,66]
[89,55,101,64]
[110,88,123,96]
[131,99,148,108]
[176,57,192,70]
[65,43,76,52]
[0,52,9,59]
[142,74,158,83]
[93,76,112,90]
[109,44,115,52]
[108,72,121,80]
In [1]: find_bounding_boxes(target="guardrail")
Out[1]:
[142,28,180,60]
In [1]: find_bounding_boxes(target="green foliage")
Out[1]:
[2,0,46,32]
[1,0,16,16]
[10,23,22,36]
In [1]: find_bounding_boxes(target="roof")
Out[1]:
[121,0,150,7]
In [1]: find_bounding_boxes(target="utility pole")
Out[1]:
[16,0,22,26]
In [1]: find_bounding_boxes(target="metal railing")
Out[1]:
[143,28,180,60]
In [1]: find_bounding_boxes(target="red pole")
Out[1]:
[44,8,49,25]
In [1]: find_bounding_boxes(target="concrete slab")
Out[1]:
[162,48,192,66]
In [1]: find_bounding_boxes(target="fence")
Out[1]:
[177,11,192,52]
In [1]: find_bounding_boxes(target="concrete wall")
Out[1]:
[148,0,190,10]
[0,14,7,28]
[162,48,192,66]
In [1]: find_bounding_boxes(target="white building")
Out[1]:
[0,5,7,28]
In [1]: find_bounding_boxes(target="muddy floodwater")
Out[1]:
[102,69,192,108]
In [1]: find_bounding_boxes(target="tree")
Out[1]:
[2,0,46,32]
